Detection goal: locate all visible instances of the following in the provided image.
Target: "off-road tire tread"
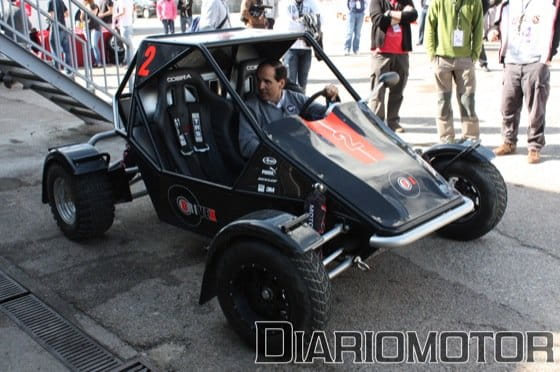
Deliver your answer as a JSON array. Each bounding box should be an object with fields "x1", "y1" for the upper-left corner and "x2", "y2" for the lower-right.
[
  {"x1": 48, "y1": 164, "x2": 114, "y2": 240},
  {"x1": 437, "y1": 161, "x2": 507, "y2": 240},
  {"x1": 291, "y1": 252, "x2": 331, "y2": 328}
]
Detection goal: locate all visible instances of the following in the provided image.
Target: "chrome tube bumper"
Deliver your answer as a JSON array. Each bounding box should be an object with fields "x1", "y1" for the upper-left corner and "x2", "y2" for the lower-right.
[{"x1": 369, "y1": 197, "x2": 475, "y2": 248}]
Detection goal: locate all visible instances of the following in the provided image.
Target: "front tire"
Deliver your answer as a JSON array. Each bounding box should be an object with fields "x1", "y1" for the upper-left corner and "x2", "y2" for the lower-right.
[
  {"x1": 46, "y1": 164, "x2": 114, "y2": 240},
  {"x1": 434, "y1": 160, "x2": 507, "y2": 241},
  {"x1": 142, "y1": 8, "x2": 150, "y2": 18},
  {"x1": 215, "y1": 240, "x2": 331, "y2": 350}
]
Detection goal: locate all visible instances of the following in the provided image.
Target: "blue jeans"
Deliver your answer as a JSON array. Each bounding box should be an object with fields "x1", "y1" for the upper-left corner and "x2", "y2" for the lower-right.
[
  {"x1": 122, "y1": 25, "x2": 133, "y2": 64},
  {"x1": 284, "y1": 48, "x2": 312, "y2": 92},
  {"x1": 417, "y1": 6, "x2": 428, "y2": 44},
  {"x1": 162, "y1": 19, "x2": 175, "y2": 34},
  {"x1": 180, "y1": 15, "x2": 192, "y2": 32},
  {"x1": 50, "y1": 26, "x2": 72, "y2": 71},
  {"x1": 344, "y1": 11, "x2": 365, "y2": 53},
  {"x1": 90, "y1": 29, "x2": 102, "y2": 65}
]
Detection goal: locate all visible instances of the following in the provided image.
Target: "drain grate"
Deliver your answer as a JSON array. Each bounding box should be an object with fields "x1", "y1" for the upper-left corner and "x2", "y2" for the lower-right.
[
  {"x1": 0, "y1": 294, "x2": 123, "y2": 371},
  {"x1": 0, "y1": 270, "x2": 29, "y2": 303},
  {"x1": 111, "y1": 357, "x2": 157, "y2": 372}
]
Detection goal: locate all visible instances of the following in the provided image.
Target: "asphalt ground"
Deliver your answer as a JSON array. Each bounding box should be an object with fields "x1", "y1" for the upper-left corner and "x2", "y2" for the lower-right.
[{"x1": 1, "y1": 3, "x2": 560, "y2": 371}]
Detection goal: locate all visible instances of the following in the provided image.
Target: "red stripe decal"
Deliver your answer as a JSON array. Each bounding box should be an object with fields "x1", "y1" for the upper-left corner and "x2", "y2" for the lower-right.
[{"x1": 302, "y1": 112, "x2": 385, "y2": 164}]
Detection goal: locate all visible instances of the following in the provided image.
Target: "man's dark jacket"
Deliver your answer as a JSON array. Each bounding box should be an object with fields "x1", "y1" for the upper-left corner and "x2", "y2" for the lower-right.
[{"x1": 369, "y1": 0, "x2": 417, "y2": 51}]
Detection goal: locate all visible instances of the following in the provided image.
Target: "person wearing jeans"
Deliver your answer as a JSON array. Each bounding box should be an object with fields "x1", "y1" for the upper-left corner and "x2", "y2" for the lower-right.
[
  {"x1": 157, "y1": 0, "x2": 177, "y2": 34},
  {"x1": 416, "y1": 0, "x2": 429, "y2": 45},
  {"x1": 177, "y1": 0, "x2": 192, "y2": 32},
  {"x1": 114, "y1": 0, "x2": 134, "y2": 64},
  {"x1": 279, "y1": 0, "x2": 320, "y2": 92},
  {"x1": 81, "y1": 0, "x2": 102, "y2": 66},
  {"x1": 283, "y1": 48, "x2": 311, "y2": 90},
  {"x1": 344, "y1": 0, "x2": 366, "y2": 55},
  {"x1": 48, "y1": 0, "x2": 73, "y2": 73}
]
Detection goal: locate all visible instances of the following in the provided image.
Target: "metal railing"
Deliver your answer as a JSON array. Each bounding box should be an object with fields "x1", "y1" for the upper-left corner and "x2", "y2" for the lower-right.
[{"x1": 1, "y1": 0, "x2": 131, "y2": 102}]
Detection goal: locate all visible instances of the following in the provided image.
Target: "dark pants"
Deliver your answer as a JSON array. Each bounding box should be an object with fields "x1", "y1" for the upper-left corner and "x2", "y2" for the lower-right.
[
  {"x1": 479, "y1": 44, "x2": 487, "y2": 67},
  {"x1": 162, "y1": 19, "x2": 175, "y2": 34},
  {"x1": 501, "y1": 62, "x2": 549, "y2": 150},
  {"x1": 50, "y1": 26, "x2": 72, "y2": 72},
  {"x1": 368, "y1": 53, "x2": 409, "y2": 129},
  {"x1": 284, "y1": 48, "x2": 312, "y2": 92}
]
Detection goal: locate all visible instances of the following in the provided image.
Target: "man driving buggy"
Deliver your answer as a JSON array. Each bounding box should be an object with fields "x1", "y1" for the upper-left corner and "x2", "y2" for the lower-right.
[{"x1": 238, "y1": 59, "x2": 339, "y2": 158}]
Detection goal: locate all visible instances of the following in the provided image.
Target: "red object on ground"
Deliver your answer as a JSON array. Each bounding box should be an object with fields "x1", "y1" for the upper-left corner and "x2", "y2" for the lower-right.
[{"x1": 33, "y1": 28, "x2": 112, "y2": 67}]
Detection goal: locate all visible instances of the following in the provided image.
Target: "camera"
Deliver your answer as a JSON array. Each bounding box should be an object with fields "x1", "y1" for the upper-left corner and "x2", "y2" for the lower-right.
[{"x1": 249, "y1": 4, "x2": 271, "y2": 18}]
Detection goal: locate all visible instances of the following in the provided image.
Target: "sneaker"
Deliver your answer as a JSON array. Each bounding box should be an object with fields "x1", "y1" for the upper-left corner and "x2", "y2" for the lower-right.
[
  {"x1": 527, "y1": 150, "x2": 541, "y2": 164},
  {"x1": 481, "y1": 64, "x2": 490, "y2": 72},
  {"x1": 344, "y1": 49, "x2": 350, "y2": 56},
  {"x1": 493, "y1": 143, "x2": 517, "y2": 156},
  {"x1": 390, "y1": 124, "x2": 405, "y2": 133}
]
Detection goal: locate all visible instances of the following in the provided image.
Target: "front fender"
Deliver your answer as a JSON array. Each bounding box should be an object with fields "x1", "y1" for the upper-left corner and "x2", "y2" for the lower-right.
[
  {"x1": 41, "y1": 144, "x2": 109, "y2": 203},
  {"x1": 199, "y1": 209, "x2": 323, "y2": 305},
  {"x1": 422, "y1": 141, "x2": 494, "y2": 167}
]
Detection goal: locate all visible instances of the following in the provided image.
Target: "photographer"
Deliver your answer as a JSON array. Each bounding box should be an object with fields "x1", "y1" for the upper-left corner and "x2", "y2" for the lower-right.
[
  {"x1": 240, "y1": 0, "x2": 267, "y2": 28},
  {"x1": 277, "y1": 0, "x2": 321, "y2": 92}
]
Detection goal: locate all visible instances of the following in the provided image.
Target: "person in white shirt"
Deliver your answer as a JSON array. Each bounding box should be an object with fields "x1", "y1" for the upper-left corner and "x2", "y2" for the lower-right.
[
  {"x1": 277, "y1": 0, "x2": 320, "y2": 92},
  {"x1": 113, "y1": 0, "x2": 134, "y2": 64},
  {"x1": 199, "y1": 0, "x2": 231, "y2": 30},
  {"x1": 490, "y1": 0, "x2": 560, "y2": 164}
]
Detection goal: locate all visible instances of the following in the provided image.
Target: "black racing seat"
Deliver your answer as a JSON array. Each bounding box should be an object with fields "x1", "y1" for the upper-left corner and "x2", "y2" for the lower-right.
[
  {"x1": 149, "y1": 70, "x2": 244, "y2": 185},
  {"x1": 186, "y1": 73, "x2": 245, "y2": 176}
]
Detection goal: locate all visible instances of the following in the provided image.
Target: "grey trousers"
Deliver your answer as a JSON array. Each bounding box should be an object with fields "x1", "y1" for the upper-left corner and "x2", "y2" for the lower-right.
[
  {"x1": 501, "y1": 62, "x2": 549, "y2": 151},
  {"x1": 368, "y1": 53, "x2": 409, "y2": 129},
  {"x1": 433, "y1": 56, "x2": 480, "y2": 142}
]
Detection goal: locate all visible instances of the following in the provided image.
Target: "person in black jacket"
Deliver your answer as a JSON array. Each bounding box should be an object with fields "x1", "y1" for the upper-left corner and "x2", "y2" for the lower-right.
[
  {"x1": 368, "y1": 0, "x2": 417, "y2": 133},
  {"x1": 177, "y1": 0, "x2": 192, "y2": 32}
]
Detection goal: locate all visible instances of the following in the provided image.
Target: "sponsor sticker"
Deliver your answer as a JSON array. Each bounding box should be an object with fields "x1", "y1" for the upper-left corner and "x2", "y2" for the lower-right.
[
  {"x1": 168, "y1": 185, "x2": 217, "y2": 226},
  {"x1": 262, "y1": 156, "x2": 277, "y2": 166},
  {"x1": 389, "y1": 172, "x2": 421, "y2": 197}
]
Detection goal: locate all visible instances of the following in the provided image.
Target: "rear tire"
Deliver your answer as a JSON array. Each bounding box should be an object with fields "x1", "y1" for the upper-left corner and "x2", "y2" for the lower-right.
[
  {"x1": 434, "y1": 160, "x2": 507, "y2": 241},
  {"x1": 215, "y1": 240, "x2": 331, "y2": 351},
  {"x1": 46, "y1": 164, "x2": 114, "y2": 240},
  {"x1": 143, "y1": 8, "x2": 150, "y2": 18}
]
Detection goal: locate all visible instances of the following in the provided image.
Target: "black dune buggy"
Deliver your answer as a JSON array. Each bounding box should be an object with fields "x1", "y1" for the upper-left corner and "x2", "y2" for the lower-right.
[{"x1": 41, "y1": 29, "x2": 507, "y2": 347}]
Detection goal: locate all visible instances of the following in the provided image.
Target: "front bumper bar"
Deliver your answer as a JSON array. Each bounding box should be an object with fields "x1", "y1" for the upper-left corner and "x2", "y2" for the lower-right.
[{"x1": 369, "y1": 196, "x2": 475, "y2": 248}]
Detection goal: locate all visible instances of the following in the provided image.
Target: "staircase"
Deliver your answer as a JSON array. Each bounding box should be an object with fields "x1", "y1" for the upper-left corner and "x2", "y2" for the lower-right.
[{"x1": 0, "y1": 0, "x2": 131, "y2": 124}]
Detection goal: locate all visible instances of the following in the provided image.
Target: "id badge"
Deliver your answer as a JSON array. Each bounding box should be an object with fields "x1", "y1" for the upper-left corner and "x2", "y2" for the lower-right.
[
  {"x1": 453, "y1": 29, "x2": 464, "y2": 47},
  {"x1": 392, "y1": 24, "x2": 401, "y2": 32}
]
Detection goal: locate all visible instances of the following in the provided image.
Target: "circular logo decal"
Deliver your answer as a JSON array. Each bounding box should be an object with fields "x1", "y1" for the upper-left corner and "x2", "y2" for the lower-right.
[
  {"x1": 397, "y1": 176, "x2": 413, "y2": 191},
  {"x1": 262, "y1": 156, "x2": 277, "y2": 166},
  {"x1": 389, "y1": 172, "x2": 421, "y2": 198},
  {"x1": 286, "y1": 104, "x2": 296, "y2": 114},
  {"x1": 168, "y1": 185, "x2": 202, "y2": 227}
]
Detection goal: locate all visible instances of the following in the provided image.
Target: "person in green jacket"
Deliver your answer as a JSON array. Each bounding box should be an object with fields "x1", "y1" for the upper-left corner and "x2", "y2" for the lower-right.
[{"x1": 425, "y1": 0, "x2": 483, "y2": 143}]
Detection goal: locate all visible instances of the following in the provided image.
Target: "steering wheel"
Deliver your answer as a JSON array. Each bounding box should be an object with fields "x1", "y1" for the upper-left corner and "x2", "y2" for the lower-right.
[{"x1": 300, "y1": 88, "x2": 340, "y2": 120}]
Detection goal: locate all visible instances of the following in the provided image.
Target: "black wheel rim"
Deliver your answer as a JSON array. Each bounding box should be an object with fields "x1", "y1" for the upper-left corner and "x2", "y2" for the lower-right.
[
  {"x1": 229, "y1": 263, "x2": 291, "y2": 325},
  {"x1": 449, "y1": 175, "x2": 481, "y2": 221}
]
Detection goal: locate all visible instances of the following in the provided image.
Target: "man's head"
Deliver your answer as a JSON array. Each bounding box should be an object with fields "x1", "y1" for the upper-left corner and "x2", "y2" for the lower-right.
[{"x1": 256, "y1": 59, "x2": 287, "y2": 103}]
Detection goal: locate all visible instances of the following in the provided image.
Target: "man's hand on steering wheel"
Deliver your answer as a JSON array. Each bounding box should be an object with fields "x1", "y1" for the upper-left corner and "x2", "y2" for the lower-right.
[
  {"x1": 300, "y1": 84, "x2": 341, "y2": 119},
  {"x1": 323, "y1": 84, "x2": 340, "y2": 104}
]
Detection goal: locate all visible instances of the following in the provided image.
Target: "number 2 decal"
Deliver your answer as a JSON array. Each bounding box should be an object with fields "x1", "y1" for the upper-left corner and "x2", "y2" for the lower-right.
[{"x1": 138, "y1": 45, "x2": 156, "y2": 77}]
